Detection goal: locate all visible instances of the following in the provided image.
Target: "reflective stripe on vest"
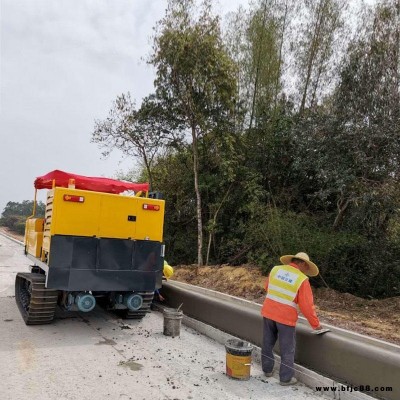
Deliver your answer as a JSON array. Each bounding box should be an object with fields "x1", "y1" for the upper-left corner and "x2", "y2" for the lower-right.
[{"x1": 266, "y1": 265, "x2": 308, "y2": 308}]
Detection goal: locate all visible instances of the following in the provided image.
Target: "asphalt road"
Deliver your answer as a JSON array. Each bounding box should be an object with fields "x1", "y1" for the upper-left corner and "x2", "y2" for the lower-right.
[{"x1": 0, "y1": 233, "x2": 330, "y2": 400}]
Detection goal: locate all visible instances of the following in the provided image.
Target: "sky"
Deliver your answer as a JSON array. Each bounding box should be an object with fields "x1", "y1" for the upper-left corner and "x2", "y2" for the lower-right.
[{"x1": 0, "y1": 0, "x2": 248, "y2": 213}]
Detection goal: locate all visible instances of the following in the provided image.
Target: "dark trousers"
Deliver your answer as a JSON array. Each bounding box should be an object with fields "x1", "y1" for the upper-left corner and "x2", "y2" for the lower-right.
[{"x1": 261, "y1": 317, "x2": 296, "y2": 382}]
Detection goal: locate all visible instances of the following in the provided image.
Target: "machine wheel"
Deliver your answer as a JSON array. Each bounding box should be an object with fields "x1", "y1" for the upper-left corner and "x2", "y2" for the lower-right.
[
  {"x1": 117, "y1": 291, "x2": 154, "y2": 320},
  {"x1": 15, "y1": 273, "x2": 59, "y2": 325}
]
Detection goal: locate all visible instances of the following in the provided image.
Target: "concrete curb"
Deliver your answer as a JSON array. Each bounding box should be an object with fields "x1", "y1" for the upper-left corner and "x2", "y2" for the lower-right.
[
  {"x1": 0, "y1": 231, "x2": 24, "y2": 246},
  {"x1": 162, "y1": 281, "x2": 398, "y2": 400}
]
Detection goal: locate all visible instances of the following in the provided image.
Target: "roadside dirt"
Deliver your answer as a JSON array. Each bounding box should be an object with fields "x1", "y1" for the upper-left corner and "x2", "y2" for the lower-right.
[
  {"x1": 2, "y1": 227, "x2": 398, "y2": 346},
  {"x1": 171, "y1": 265, "x2": 400, "y2": 346},
  {"x1": 0, "y1": 227, "x2": 24, "y2": 242}
]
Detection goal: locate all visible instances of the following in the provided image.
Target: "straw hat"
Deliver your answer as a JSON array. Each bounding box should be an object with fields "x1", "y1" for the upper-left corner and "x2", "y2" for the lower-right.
[{"x1": 280, "y1": 252, "x2": 319, "y2": 277}]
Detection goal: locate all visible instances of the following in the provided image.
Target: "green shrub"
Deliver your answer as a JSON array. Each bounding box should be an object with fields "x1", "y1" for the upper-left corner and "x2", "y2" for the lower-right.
[
  {"x1": 14, "y1": 219, "x2": 27, "y2": 235},
  {"x1": 242, "y1": 205, "x2": 400, "y2": 298},
  {"x1": 0, "y1": 215, "x2": 19, "y2": 229},
  {"x1": 1, "y1": 200, "x2": 45, "y2": 237},
  {"x1": 243, "y1": 205, "x2": 361, "y2": 274},
  {"x1": 0, "y1": 215, "x2": 26, "y2": 235},
  {"x1": 324, "y1": 240, "x2": 400, "y2": 298}
]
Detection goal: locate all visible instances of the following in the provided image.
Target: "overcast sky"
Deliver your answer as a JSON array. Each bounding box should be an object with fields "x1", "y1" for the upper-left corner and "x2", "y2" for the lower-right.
[{"x1": 0, "y1": 0, "x2": 247, "y2": 212}]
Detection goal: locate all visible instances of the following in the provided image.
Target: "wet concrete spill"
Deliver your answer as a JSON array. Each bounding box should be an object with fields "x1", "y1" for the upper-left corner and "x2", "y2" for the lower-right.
[
  {"x1": 96, "y1": 338, "x2": 117, "y2": 346},
  {"x1": 119, "y1": 360, "x2": 143, "y2": 371}
]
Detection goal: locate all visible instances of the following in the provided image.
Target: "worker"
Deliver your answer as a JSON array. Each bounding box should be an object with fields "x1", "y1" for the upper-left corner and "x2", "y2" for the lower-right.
[
  {"x1": 154, "y1": 260, "x2": 174, "y2": 302},
  {"x1": 163, "y1": 260, "x2": 174, "y2": 280},
  {"x1": 261, "y1": 252, "x2": 322, "y2": 386}
]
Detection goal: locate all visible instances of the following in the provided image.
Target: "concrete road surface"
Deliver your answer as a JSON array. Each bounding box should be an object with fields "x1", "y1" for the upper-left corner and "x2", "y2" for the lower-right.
[{"x1": 0, "y1": 233, "x2": 330, "y2": 400}]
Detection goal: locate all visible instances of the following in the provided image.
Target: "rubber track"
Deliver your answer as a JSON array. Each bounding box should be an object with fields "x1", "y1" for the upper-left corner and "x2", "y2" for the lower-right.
[
  {"x1": 15, "y1": 273, "x2": 59, "y2": 325},
  {"x1": 118, "y1": 291, "x2": 154, "y2": 320}
]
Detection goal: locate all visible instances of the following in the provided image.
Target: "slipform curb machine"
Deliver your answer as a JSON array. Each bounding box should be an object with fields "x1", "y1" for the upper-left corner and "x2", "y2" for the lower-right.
[{"x1": 16, "y1": 170, "x2": 165, "y2": 325}]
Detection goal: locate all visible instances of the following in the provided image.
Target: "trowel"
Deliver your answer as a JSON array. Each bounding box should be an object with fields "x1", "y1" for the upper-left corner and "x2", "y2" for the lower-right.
[{"x1": 311, "y1": 328, "x2": 331, "y2": 335}]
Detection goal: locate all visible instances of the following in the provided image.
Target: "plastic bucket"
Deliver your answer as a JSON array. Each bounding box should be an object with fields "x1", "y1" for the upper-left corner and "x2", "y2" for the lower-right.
[
  {"x1": 163, "y1": 309, "x2": 183, "y2": 337},
  {"x1": 225, "y1": 339, "x2": 253, "y2": 380}
]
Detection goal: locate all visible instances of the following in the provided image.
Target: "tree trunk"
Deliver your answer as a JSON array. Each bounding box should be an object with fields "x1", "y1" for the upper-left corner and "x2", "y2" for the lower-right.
[
  {"x1": 192, "y1": 125, "x2": 203, "y2": 268},
  {"x1": 249, "y1": 0, "x2": 268, "y2": 130},
  {"x1": 333, "y1": 195, "x2": 351, "y2": 230},
  {"x1": 205, "y1": 183, "x2": 233, "y2": 266},
  {"x1": 274, "y1": 1, "x2": 288, "y2": 108},
  {"x1": 143, "y1": 152, "x2": 153, "y2": 192},
  {"x1": 299, "y1": 0, "x2": 325, "y2": 115}
]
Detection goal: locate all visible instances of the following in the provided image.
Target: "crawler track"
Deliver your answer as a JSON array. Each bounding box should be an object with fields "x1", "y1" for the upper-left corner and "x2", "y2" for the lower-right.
[{"x1": 15, "y1": 273, "x2": 59, "y2": 325}]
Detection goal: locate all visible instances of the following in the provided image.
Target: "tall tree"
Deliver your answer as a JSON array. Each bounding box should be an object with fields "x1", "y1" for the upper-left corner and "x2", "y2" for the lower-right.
[
  {"x1": 295, "y1": 0, "x2": 347, "y2": 114},
  {"x1": 246, "y1": 0, "x2": 281, "y2": 129},
  {"x1": 223, "y1": 5, "x2": 248, "y2": 133},
  {"x1": 1, "y1": 200, "x2": 45, "y2": 219},
  {"x1": 1, "y1": 200, "x2": 46, "y2": 234},
  {"x1": 223, "y1": 0, "x2": 298, "y2": 206},
  {"x1": 333, "y1": 0, "x2": 400, "y2": 233},
  {"x1": 92, "y1": 93, "x2": 179, "y2": 191},
  {"x1": 225, "y1": 0, "x2": 295, "y2": 129},
  {"x1": 150, "y1": 0, "x2": 237, "y2": 266},
  {"x1": 291, "y1": 0, "x2": 400, "y2": 233}
]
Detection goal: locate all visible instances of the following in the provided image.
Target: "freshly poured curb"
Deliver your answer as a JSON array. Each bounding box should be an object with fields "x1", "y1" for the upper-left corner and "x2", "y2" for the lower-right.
[{"x1": 163, "y1": 280, "x2": 399, "y2": 400}]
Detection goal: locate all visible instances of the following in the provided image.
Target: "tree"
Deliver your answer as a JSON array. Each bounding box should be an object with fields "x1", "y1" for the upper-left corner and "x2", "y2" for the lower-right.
[
  {"x1": 291, "y1": 0, "x2": 400, "y2": 234},
  {"x1": 295, "y1": 0, "x2": 347, "y2": 114},
  {"x1": 246, "y1": 0, "x2": 285, "y2": 129},
  {"x1": 92, "y1": 93, "x2": 179, "y2": 190},
  {"x1": 1, "y1": 200, "x2": 45, "y2": 219},
  {"x1": 223, "y1": 0, "x2": 298, "y2": 214},
  {"x1": 154, "y1": 151, "x2": 196, "y2": 263},
  {"x1": 150, "y1": 0, "x2": 238, "y2": 265},
  {"x1": 225, "y1": 0, "x2": 296, "y2": 129},
  {"x1": 333, "y1": 0, "x2": 400, "y2": 233},
  {"x1": 0, "y1": 200, "x2": 46, "y2": 234}
]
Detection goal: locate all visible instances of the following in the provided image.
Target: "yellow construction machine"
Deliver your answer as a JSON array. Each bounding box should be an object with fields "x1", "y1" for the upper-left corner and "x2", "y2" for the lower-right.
[{"x1": 15, "y1": 170, "x2": 165, "y2": 325}]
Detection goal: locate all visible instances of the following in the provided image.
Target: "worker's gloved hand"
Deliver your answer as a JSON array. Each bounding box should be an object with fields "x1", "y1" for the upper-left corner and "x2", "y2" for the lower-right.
[{"x1": 158, "y1": 294, "x2": 165, "y2": 302}]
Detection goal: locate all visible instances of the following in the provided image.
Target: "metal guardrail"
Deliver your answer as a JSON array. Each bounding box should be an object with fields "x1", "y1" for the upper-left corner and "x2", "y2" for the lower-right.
[{"x1": 163, "y1": 280, "x2": 400, "y2": 400}]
